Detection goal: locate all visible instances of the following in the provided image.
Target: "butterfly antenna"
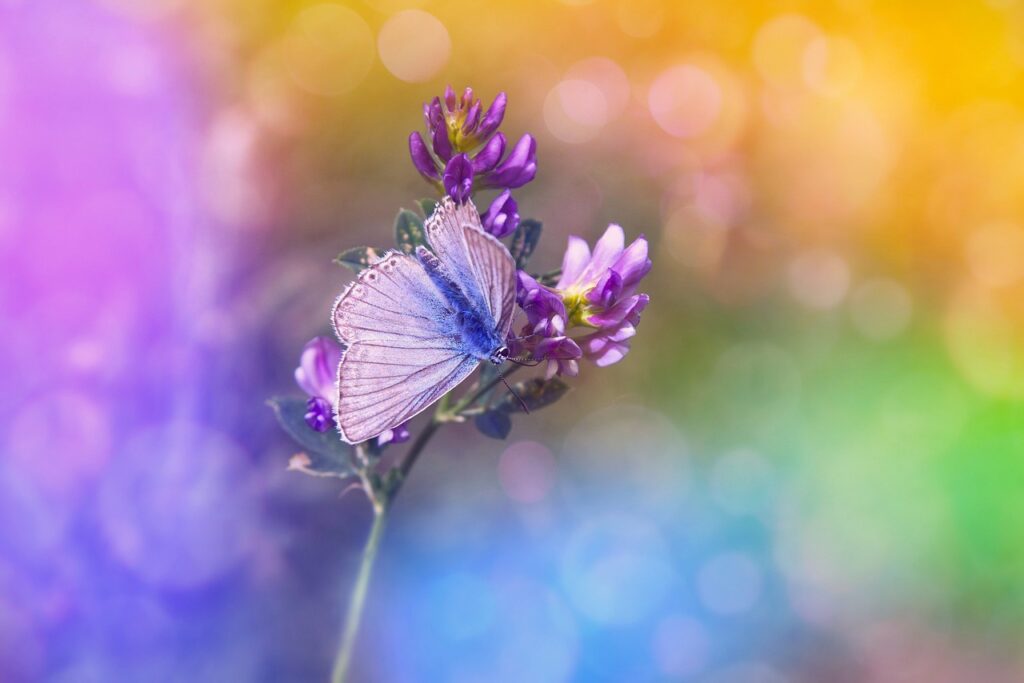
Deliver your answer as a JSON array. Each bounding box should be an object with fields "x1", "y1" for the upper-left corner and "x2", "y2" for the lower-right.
[
  {"x1": 501, "y1": 373, "x2": 530, "y2": 414},
  {"x1": 508, "y1": 355, "x2": 542, "y2": 367}
]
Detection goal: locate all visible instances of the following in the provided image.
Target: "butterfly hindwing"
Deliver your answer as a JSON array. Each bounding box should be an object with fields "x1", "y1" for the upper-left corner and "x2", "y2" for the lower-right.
[
  {"x1": 425, "y1": 197, "x2": 518, "y2": 339},
  {"x1": 331, "y1": 251, "x2": 479, "y2": 443}
]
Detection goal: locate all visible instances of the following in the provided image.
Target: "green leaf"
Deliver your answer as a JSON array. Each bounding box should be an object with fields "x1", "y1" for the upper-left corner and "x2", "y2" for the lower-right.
[
  {"x1": 475, "y1": 410, "x2": 512, "y2": 439},
  {"x1": 498, "y1": 377, "x2": 570, "y2": 414},
  {"x1": 267, "y1": 397, "x2": 356, "y2": 478},
  {"x1": 334, "y1": 246, "x2": 384, "y2": 273},
  {"x1": 395, "y1": 209, "x2": 428, "y2": 254},
  {"x1": 510, "y1": 218, "x2": 542, "y2": 269},
  {"x1": 536, "y1": 268, "x2": 562, "y2": 287},
  {"x1": 418, "y1": 197, "x2": 439, "y2": 218}
]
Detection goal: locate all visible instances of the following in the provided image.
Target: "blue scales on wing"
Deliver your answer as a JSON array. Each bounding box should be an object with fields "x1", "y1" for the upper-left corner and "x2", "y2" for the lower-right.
[{"x1": 424, "y1": 197, "x2": 517, "y2": 342}]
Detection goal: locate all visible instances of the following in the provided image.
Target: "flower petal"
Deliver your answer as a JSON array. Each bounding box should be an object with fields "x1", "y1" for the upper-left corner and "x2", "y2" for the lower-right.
[
  {"x1": 481, "y1": 134, "x2": 537, "y2": 189},
  {"x1": 295, "y1": 336, "x2": 342, "y2": 400},
  {"x1": 472, "y1": 132, "x2": 505, "y2": 173},
  {"x1": 304, "y1": 397, "x2": 334, "y2": 432},
  {"x1": 408, "y1": 131, "x2": 440, "y2": 180},
  {"x1": 586, "y1": 293, "x2": 640, "y2": 327},
  {"x1": 578, "y1": 224, "x2": 624, "y2": 286},
  {"x1": 476, "y1": 91, "x2": 507, "y2": 140},
  {"x1": 442, "y1": 154, "x2": 474, "y2": 203},
  {"x1": 462, "y1": 100, "x2": 481, "y2": 135},
  {"x1": 585, "y1": 269, "x2": 623, "y2": 309},
  {"x1": 556, "y1": 235, "x2": 591, "y2": 289},
  {"x1": 612, "y1": 235, "x2": 652, "y2": 292},
  {"x1": 481, "y1": 189, "x2": 519, "y2": 238}
]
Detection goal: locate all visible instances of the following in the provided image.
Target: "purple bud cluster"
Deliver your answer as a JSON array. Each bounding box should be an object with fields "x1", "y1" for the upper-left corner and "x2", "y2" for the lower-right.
[{"x1": 408, "y1": 86, "x2": 536, "y2": 238}]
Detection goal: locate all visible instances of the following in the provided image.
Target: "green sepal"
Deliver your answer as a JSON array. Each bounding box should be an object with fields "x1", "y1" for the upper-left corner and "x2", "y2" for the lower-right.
[
  {"x1": 475, "y1": 410, "x2": 512, "y2": 439},
  {"x1": 395, "y1": 208, "x2": 428, "y2": 254},
  {"x1": 418, "y1": 197, "x2": 439, "y2": 219},
  {"x1": 334, "y1": 246, "x2": 384, "y2": 273},
  {"x1": 510, "y1": 218, "x2": 542, "y2": 269},
  {"x1": 268, "y1": 397, "x2": 356, "y2": 478},
  {"x1": 497, "y1": 377, "x2": 569, "y2": 413}
]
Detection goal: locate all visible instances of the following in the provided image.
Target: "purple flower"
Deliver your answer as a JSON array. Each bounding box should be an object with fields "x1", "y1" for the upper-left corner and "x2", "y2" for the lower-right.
[
  {"x1": 295, "y1": 336, "x2": 411, "y2": 445},
  {"x1": 408, "y1": 86, "x2": 537, "y2": 201},
  {"x1": 376, "y1": 423, "x2": 411, "y2": 447},
  {"x1": 553, "y1": 225, "x2": 652, "y2": 367},
  {"x1": 443, "y1": 154, "x2": 474, "y2": 203},
  {"x1": 304, "y1": 397, "x2": 334, "y2": 433},
  {"x1": 477, "y1": 134, "x2": 537, "y2": 190},
  {"x1": 408, "y1": 132, "x2": 440, "y2": 182},
  {"x1": 481, "y1": 189, "x2": 519, "y2": 238},
  {"x1": 295, "y1": 336, "x2": 342, "y2": 405},
  {"x1": 509, "y1": 272, "x2": 582, "y2": 378},
  {"x1": 577, "y1": 294, "x2": 649, "y2": 367}
]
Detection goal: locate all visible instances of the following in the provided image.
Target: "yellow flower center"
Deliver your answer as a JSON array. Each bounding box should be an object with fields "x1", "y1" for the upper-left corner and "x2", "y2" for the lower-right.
[{"x1": 562, "y1": 287, "x2": 598, "y2": 328}]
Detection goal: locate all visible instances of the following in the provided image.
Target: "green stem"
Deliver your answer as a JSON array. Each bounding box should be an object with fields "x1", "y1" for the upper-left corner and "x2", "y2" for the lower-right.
[
  {"x1": 331, "y1": 505, "x2": 388, "y2": 683},
  {"x1": 449, "y1": 364, "x2": 522, "y2": 416},
  {"x1": 398, "y1": 417, "x2": 442, "y2": 481},
  {"x1": 329, "y1": 375, "x2": 516, "y2": 681}
]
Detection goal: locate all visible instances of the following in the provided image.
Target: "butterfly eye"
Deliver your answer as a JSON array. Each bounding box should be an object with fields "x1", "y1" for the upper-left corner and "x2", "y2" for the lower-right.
[{"x1": 489, "y1": 345, "x2": 510, "y2": 365}]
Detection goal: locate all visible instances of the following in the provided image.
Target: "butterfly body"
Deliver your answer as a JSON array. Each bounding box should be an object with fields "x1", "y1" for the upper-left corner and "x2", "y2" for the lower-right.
[
  {"x1": 331, "y1": 198, "x2": 517, "y2": 444},
  {"x1": 415, "y1": 245, "x2": 505, "y2": 362}
]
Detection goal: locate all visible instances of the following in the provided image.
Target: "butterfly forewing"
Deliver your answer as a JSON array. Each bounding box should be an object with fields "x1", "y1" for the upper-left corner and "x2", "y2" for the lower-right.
[
  {"x1": 331, "y1": 251, "x2": 478, "y2": 443},
  {"x1": 425, "y1": 198, "x2": 517, "y2": 338}
]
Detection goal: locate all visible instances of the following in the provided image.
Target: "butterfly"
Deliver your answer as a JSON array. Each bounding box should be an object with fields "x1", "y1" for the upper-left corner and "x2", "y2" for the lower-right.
[{"x1": 331, "y1": 197, "x2": 517, "y2": 444}]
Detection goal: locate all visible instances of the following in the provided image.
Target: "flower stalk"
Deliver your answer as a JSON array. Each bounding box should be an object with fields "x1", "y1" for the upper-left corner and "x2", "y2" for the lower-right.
[
  {"x1": 328, "y1": 373, "x2": 515, "y2": 683},
  {"x1": 274, "y1": 84, "x2": 652, "y2": 683},
  {"x1": 330, "y1": 502, "x2": 386, "y2": 683}
]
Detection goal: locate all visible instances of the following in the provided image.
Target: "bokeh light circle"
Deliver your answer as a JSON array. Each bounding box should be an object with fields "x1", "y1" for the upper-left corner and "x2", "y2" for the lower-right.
[
  {"x1": 430, "y1": 572, "x2": 496, "y2": 642},
  {"x1": 544, "y1": 79, "x2": 609, "y2": 144},
  {"x1": 753, "y1": 14, "x2": 822, "y2": 89},
  {"x1": 6, "y1": 391, "x2": 112, "y2": 497},
  {"x1": 377, "y1": 10, "x2": 451, "y2": 83},
  {"x1": 648, "y1": 65, "x2": 722, "y2": 138},
  {"x1": 709, "y1": 448, "x2": 774, "y2": 517},
  {"x1": 560, "y1": 515, "x2": 674, "y2": 625},
  {"x1": 803, "y1": 35, "x2": 863, "y2": 96},
  {"x1": 284, "y1": 4, "x2": 375, "y2": 97},
  {"x1": 787, "y1": 248, "x2": 851, "y2": 310},
  {"x1": 498, "y1": 440, "x2": 557, "y2": 504},
  {"x1": 652, "y1": 615, "x2": 711, "y2": 677},
  {"x1": 945, "y1": 281, "x2": 1024, "y2": 398},
  {"x1": 965, "y1": 220, "x2": 1024, "y2": 288},
  {"x1": 565, "y1": 57, "x2": 631, "y2": 120},
  {"x1": 696, "y1": 552, "x2": 763, "y2": 615},
  {"x1": 849, "y1": 278, "x2": 913, "y2": 341},
  {"x1": 562, "y1": 404, "x2": 688, "y2": 514}
]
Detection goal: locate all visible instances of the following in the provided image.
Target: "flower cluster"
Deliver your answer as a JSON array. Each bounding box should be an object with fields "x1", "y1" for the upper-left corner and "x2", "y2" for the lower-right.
[
  {"x1": 284, "y1": 84, "x2": 650, "y2": 456},
  {"x1": 409, "y1": 86, "x2": 536, "y2": 238},
  {"x1": 294, "y1": 337, "x2": 409, "y2": 447},
  {"x1": 513, "y1": 225, "x2": 651, "y2": 375},
  {"x1": 276, "y1": 83, "x2": 654, "y2": 683}
]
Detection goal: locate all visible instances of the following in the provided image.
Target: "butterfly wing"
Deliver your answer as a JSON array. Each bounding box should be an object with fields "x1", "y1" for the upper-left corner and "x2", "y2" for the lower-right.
[
  {"x1": 424, "y1": 197, "x2": 518, "y2": 339},
  {"x1": 331, "y1": 250, "x2": 479, "y2": 443}
]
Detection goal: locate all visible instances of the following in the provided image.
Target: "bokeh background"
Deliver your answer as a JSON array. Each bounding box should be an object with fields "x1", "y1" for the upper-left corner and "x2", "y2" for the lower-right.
[{"x1": 3, "y1": 0, "x2": 1024, "y2": 681}]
